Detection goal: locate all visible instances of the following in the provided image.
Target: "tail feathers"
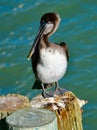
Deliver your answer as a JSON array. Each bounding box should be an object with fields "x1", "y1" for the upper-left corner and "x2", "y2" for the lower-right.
[{"x1": 32, "y1": 80, "x2": 42, "y2": 89}]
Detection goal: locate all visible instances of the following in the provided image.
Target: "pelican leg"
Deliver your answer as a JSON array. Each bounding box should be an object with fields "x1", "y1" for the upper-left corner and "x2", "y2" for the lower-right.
[
  {"x1": 41, "y1": 83, "x2": 54, "y2": 98},
  {"x1": 54, "y1": 81, "x2": 67, "y2": 95}
]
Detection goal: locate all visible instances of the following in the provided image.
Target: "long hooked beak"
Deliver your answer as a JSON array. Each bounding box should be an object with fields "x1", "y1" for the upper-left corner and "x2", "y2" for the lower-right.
[{"x1": 27, "y1": 23, "x2": 46, "y2": 60}]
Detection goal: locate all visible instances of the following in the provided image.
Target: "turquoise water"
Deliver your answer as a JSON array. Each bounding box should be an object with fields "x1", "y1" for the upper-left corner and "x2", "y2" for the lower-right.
[{"x1": 0, "y1": 0, "x2": 97, "y2": 129}]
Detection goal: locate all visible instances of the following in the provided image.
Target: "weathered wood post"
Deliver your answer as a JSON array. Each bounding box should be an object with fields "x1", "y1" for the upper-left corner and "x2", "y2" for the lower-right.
[
  {"x1": 0, "y1": 94, "x2": 31, "y2": 120},
  {"x1": 0, "y1": 94, "x2": 31, "y2": 130},
  {"x1": 30, "y1": 91, "x2": 87, "y2": 130},
  {"x1": 0, "y1": 92, "x2": 87, "y2": 130},
  {"x1": 6, "y1": 108, "x2": 58, "y2": 130}
]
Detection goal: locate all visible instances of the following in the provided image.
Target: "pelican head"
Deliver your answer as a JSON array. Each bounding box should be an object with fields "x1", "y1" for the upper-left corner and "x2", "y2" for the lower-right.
[{"x1": 27, "y1": 12, "x2": 61, "y2": 60}]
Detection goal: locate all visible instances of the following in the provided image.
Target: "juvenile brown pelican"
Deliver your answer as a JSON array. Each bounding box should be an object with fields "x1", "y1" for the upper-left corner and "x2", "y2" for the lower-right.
[{"x1": 27, "y1": 12, "x2": 69, "y2": 98}]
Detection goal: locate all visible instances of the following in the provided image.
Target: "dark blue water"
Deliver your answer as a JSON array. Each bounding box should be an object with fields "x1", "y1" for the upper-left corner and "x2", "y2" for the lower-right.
[{"x1": 0, "y1": 0, "x2": 97, "y2": 129}]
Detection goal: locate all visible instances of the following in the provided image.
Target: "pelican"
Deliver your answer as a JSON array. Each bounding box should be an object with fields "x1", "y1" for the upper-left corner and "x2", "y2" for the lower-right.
[{"x1": 27, "y1": 12, "x2": 69, "y2": 98}]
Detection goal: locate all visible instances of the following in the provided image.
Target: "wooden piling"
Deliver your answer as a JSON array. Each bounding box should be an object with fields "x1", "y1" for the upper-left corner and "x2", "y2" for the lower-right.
[
  {"x1": 30, "y1": 91, "x2": 87, "y2": 130},
  {"x1": 0, "y1": 94, "x2": 31, "y2": 120},
  {"x1": 0, "y1": 92, "x2": 87, "y2": 130},
  {"x1": 6, "y1": 108, "x2": 58, "y2": 130}
]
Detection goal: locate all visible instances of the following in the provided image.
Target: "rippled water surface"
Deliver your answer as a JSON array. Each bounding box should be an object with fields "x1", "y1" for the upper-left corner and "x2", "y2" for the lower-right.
[{"x1": 0, "y1": 0, "x2": 97, "y2": 129}]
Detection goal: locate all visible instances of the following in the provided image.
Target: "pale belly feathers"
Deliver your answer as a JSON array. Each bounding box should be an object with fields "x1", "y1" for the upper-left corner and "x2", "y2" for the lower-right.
[{"x1": 37, "y1": 47, "x2": 67, "y2": 83}]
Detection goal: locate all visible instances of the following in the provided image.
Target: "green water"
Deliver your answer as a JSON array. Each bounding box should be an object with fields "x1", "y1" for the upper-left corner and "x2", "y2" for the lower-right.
[{"x1": 0, "y1": 0, "x2": 97, "y2": 129}]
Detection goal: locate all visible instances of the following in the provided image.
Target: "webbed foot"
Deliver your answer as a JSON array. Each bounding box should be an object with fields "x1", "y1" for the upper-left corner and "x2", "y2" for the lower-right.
[
  {"x1": 41, "y1": 82, "x2": 68, "y2": 98},
  {"x1": 41, "y1": 83, "x2": 54, "y2": 98},
  {"x1": 54, "y1": 87, "x2": 68, "y2": 96},
  {"x1": 54, "y1": 81, "x2": 68, "y2": 96},
  {"x1": 42, "y1": 91, "x2": 54, "y2": 98}
]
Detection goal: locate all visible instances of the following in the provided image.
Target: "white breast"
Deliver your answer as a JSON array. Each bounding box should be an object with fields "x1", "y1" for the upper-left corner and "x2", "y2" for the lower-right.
[{"x1": 37, "y1": 47, "x2": 67, "y2": 83}]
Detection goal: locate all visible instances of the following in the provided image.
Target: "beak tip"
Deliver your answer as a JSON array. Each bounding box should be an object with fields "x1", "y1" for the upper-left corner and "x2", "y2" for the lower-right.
[{"x1": 27, "y1": 57, "x2": 30, "y2": 61}]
